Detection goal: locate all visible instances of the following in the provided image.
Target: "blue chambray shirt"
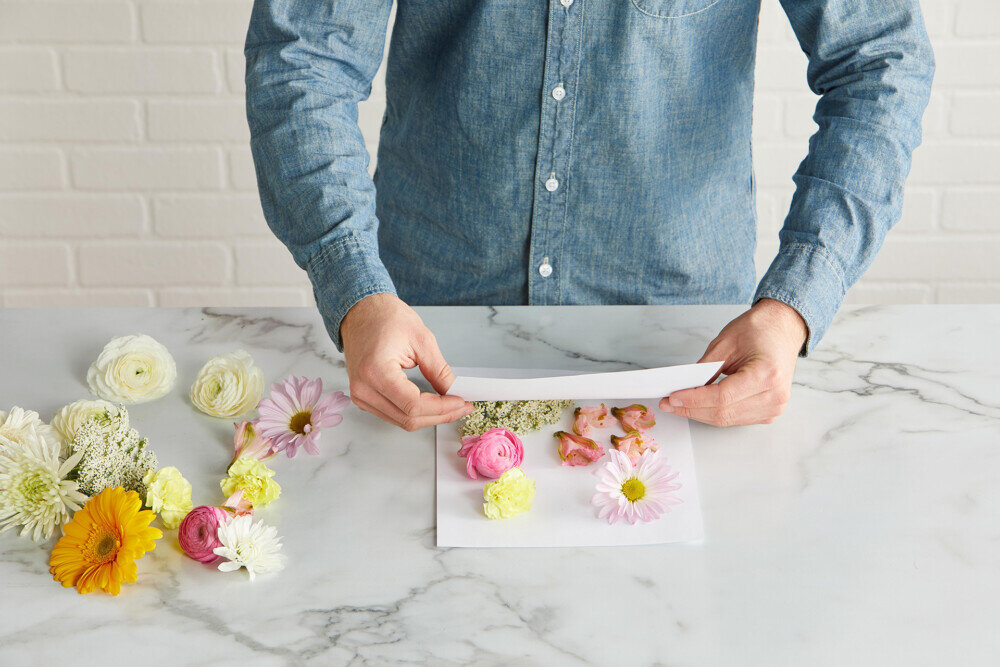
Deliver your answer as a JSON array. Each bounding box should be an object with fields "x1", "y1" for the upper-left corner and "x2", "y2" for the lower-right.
[{"x1": 244, "y1": 0, "x2": 933, "y2": 354}]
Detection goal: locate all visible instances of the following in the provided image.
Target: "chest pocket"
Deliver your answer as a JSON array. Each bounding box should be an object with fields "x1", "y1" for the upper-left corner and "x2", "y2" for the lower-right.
[{"x1": 630, "y1": 0, "x2": 723, "y2": 18}]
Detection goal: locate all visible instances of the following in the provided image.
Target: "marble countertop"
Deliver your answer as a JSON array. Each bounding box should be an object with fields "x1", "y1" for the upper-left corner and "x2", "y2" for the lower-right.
[{"x1": 1, "y1": 305, "x2": 998, "y2": 666}]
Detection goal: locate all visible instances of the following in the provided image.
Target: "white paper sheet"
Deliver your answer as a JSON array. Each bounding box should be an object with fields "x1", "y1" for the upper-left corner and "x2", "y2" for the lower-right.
[{"x1": 436, "y1": 366, "x2": 709, "y2": 548}]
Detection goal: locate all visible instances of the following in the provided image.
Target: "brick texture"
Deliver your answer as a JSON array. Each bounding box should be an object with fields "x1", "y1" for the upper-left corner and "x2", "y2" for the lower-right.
[{"x1": 0, "y1": 1, "x2": 998, "y2": 310}]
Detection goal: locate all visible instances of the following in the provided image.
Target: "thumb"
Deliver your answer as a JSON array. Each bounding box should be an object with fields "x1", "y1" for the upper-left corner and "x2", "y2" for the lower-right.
[{"x1": 413, "y1": 330, "x2": 455, "y2": 395}]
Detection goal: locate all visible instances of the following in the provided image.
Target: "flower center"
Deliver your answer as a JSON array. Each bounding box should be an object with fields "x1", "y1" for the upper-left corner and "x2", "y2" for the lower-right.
[
  {"x1": 17, "y1": 471, "x2": 49, "y2": 503},
  {"x1": 621, "y1": 478, "x2": 646, "y2": 503},
  {"x1": 84, "y1": 527, "x2": 121, "y2": 564},
  {"x1": 288, "y1": 410, "x2": 313, "y2": 435}
]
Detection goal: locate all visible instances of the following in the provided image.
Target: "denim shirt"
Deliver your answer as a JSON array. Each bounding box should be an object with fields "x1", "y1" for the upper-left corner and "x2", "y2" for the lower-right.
[{"x1": 245, "y1": 0, "x2": 933, "y2": 354}]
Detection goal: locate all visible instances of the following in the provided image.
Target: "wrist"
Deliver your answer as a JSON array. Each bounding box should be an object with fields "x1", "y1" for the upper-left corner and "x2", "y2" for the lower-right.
[
  {"x1": 340, "y1": 292, "x2": 396, "y2": 343},
  {"x1": 752, "y1": 298, "x2": 808, "y2": 349}
]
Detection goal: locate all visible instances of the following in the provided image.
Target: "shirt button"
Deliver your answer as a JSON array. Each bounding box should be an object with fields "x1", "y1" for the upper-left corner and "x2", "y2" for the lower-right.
[
  {"x1": 539, "y1": 261, "x2": 553, "y2": 277},
  {"x1": 545, "y1": 177, "x2": 559, "y2": 192},
  {"x1": 560, "y1": 0, "x2": 573, "y2": 7},
  {"x1": 552, "y1": 85, "x2": 566, "y2": 101}
]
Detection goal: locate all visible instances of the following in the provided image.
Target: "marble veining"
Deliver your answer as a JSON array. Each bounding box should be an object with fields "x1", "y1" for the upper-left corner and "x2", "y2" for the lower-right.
[{"x1": 1, "y1": 305, "x2": 998, "y2": 666}]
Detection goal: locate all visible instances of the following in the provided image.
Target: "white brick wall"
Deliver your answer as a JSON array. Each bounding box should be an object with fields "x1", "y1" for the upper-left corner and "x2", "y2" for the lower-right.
[{"x1": 0, "y1": 0, "x2": 997, "y2": 310}]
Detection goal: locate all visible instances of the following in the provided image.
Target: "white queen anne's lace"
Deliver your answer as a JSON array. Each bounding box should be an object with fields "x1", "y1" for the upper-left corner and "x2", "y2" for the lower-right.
[{"x1": 69, "y1": 405, "x2": 158, "y2": 496}]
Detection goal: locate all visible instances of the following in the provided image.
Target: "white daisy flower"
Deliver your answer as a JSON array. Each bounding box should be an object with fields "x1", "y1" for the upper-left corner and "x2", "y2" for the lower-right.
[
  {"x1": 213, "y1": 514, "x2": 285, "y2": 582},
  {"x1": 0, "y1": 426, "x2": 86, "y2": 542}
]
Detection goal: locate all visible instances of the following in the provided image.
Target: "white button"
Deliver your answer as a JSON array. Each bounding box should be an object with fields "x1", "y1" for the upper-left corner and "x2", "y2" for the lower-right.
[
  {"x1": 560, "y1": 0, "x2": 573, "y2": 7},
  {"x1": 545, "y1": 177, "x2": 559, "y2": 192},
  {"x1": 539, "y1": 261, "x2": 553, "y2": 277},
  {"x1": 552, "y1": 85, "x2": 566, "y2": 101}
]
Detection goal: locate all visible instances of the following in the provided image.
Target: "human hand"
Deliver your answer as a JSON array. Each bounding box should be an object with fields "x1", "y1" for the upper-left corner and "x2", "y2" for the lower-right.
[
  {"x1": 659, "y1": 298, "x2": 807, "y2": 427},
  {"x1": 341, "y1": 293, "x2": 474, "y2": 431}
]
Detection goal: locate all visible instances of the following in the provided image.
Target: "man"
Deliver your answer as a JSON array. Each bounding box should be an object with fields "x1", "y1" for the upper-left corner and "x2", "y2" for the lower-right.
[{"x1": 244, "y1": 0, "x2": 933, "y2": 431}]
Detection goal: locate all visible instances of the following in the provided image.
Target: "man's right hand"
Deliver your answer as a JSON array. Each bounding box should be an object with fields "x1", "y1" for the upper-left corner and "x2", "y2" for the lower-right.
[{"x1": 340, "y1": 292, "x2": 474, "y2": 431}]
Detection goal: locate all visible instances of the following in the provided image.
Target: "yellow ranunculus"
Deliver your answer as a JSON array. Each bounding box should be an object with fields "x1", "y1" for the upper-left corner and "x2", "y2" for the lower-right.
[
  {"x1": 482, "y1": 467, "x2": 535, "y2": 520},
  {"x1": 220, "y1": 457, "x2": 281, "y2": 509},
  {"x1": 143, "y1": 466, "x2": 194, "y2": 529}
]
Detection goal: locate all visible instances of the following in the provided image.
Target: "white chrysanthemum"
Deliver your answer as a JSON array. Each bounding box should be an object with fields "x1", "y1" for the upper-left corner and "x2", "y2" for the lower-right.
[
  {"x1": 0, "y1": 427, "x2": 86, "y2": 542},
  {"x1": 50, "y1": 399, "x2": 116, "y2": 443},
  {"x1": 213, "y1": 514, "x2": 285, "y2": 582},
  {"x1": 0, "y1": 406, "x2": 66, "y2": 456},
  {"x1": 189, "y1": 350, "x2": 265, "y2": 418},
  {"x1": 70, "y1": 405, "x2": 157, "y2": 496},
  {"x1": 87, "y1": 334, "x2": 177, "y2": 404}
]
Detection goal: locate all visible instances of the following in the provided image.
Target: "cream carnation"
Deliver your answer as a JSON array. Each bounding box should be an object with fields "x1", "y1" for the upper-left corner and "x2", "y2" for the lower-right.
[
  {"x1": 87, "y1": 334, "x2": 177, "y2": 404},
  {"x1": 50, "y1": 399, "x2": 116, "y2": 443},
  {"x1": 190, "y1": 350, "x2": 265, "y2": 418}
]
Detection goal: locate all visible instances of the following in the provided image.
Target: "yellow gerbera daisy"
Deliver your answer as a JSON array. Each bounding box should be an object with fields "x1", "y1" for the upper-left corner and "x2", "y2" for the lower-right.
[{"x1": 49, "y1": 486, "x2": 161, "y2": 595}]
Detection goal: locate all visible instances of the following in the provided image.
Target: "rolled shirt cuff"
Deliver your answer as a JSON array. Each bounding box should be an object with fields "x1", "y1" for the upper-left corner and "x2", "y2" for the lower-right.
[
  {"x1": 753, "y1": 242, "x2": 847, "y2": 356},
  {"x1": 305, "y1": 236, "x2": 397, "y2": 353}
]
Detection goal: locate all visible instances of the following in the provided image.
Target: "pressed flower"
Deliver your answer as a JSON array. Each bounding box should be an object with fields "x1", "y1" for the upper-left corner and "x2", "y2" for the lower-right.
[
  {"x1": 458, "y1": 427, "x2": 524, "y2": 480},
  {"x1": 220, "y1": 457, "x2": 281, "y2": 508},
  {"x1": 254, "y1": 376, "x2": 349, "y2": 457},
  {"x1": 190, "y1": 350, "x2": 265, "y2": 418},
  {"x1": 0, "y1": 428, "x2": 86, "y2": 542},
  {"x1": 49, "y1": 487, "x2": 161, "y2": 595},
  {"x1": 482, "y1": 467, "x2": 536, "y2": 520},
  {"x1": 554, "y1": 431, "x2": 605, "y2": 467},
  {"x1": 142, "y1": 466, "x2": 194, "y2": 529},
  {"x1": 0, "y1": 406, "x2": 66, "y2": 456},
  {"x1": 591, "y1": 450, "x2": 682, "y2": 525},
  {"x1": 611, "y1": 404, "x2": 656, "y2": 432},
  {"x1": 231, "y1": 420, "x2": 276, "y2": 466},
  {"x1": 86, "y1": 334, "x2": 177, "y2": 404},
  {"x1": 50, "y1": 399, "x2": 116, "y2": 445},
  {"x1": 460, "y1": 400, "x2": 572, "y2": 437},
  {"x1": 178, "y1": 505, "x2": 228, "y2": 564},
  {"x1": 572, "y1": 404, "x2": 613, "y2": 437},
  {"x1": 213, "y1": 514, "x2": 285, "y2": 582},
  {"x1": 610, "y1": 430, "x2": 659, "y2": 465}
]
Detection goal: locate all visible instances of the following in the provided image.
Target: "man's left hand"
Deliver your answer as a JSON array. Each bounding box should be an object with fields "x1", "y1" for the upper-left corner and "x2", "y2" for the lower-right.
[{"x1": 660, "y1": 298, "x2": 807, "y2": 427}]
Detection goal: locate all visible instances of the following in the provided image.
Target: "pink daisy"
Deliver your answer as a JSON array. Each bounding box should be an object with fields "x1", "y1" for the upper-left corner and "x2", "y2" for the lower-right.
[
  {"x1": 591, "y1": 449, "x2": 682, "y2": 525},
  {"x1": 253, "y1": 376, "x2": 349, "y2": 457}
]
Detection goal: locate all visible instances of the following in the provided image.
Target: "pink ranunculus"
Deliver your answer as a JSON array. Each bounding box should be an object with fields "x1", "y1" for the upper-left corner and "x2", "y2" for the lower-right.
[
  {"x1": 572, "y1": 404, "x2": 613, "y2": 437},
  {"x1": 612, "y1": 404, "x2": 656, "y2": 432},
  {"x1": 554, "y1": 431, "x2": 606, "y2": 466},
  {"x1": 611, "y1": 430, "x2": 659, "y2": 465},
  {"x1": 178, "y1": 505, "x2": 229, "y2": 564},
  {"x1": 231, "y1": 420, "x2": 277, "y2": 466},
  {"x1": 458, "y1": 427, "x2": 524, "y2": 480}
]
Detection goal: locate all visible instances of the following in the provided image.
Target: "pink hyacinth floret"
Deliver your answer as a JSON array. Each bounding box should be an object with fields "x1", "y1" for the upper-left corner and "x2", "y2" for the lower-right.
[
  {"x1": 232, "y1": 420, "x2": 277, "y2": 466},
  {"x1": 253, "y1": 376, "x2": 350, "y2": 457},
  {"x1": 555, "y1": 431, "x2": 605, "y2": 467},
  {"x1": 458, "y1": 427, "x2": 524, "y2": 480},
  {"x1": 610, "y1": 430, "x2": 659, "y2": 465},
  {"x1": 591, "y1": 449, "x2": 682, "y2": 525},
  {"x1": 611, "y1": 404, "x2": 656, "y2": 433},
  {"x1": 572, "y1": 404, "x2": 613, "y2": 437}
]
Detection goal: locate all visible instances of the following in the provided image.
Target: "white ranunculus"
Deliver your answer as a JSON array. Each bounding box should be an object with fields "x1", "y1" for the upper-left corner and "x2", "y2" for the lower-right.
[
  {"x1": 189, "y1": 350, "x2": 265, "y2": 418},
  {"x1": 87, "y1": 334, "x2": 177, "y2": 404},
  {"x1": 50, "y1": 399, "x2": 117, "y2": 443}
]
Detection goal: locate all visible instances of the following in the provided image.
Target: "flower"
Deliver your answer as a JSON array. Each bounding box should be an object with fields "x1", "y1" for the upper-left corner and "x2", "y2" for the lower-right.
[
  {"x1": 554, "y1": 431, "x2": 605, "y2": 466},
  {"x1": 0, "y1": 406, "x2": 66, "y2": 456},
  {"x1": 86, "y1": 334, "x2": 177, "y2": 404},
  {"x1": 0, "y1": 427, "x2": 86, "y2": 542},
  {"x1": 591, "y1": 450, "x2": 682, "y2": 525},
  {"x1": 142, "y1": 466, "x2": 193, "y2": 529},
  {"x1": 50, "y1": 399, "x2": 116, "y2": 444},
  {"x1": 220, "y1": 457, "x2": 281, "y2": 508},
  {"x1": 254, "y1": 376, "x2": 349, "y2": 457},
  {"x1": 220, "y1": 490, "x2": 254, "y2": 517},
  {"x1": 49, "y1": 487, "x2": 161, "y2": 595},
  {"x1": 190, "y1": 350, "x2": 266, "y2": 418},
  {"x1": 213, "y1": 514, "x2": 285, "y2": 582},
  {"x1": 178, "y1": 505, "x2": 228, "y2": 563},
  {"x1": 457, "y1": 427, "x2": 524, "y2": 480},
  {"x1": 69, "y1": 405, "x2": 157, "y2": 496},
  {"x1": 610, "y1": 430, "x2": 659, "y2": 465},
  {"x1": 482, "y1": 467, "x2": 536, "y2": 520},
  {"x1": 232, "y1": 420, "x2": 276, "y2": 466},
  {"x1": 461, "y1": 400, "x2": 573, "y2": 437},
  {"x1": 611, "y1": 404, "x2": 656, "y2": 432},
  {"x1": 572, "y1": 404, "x2": 613, "y2": 437}
]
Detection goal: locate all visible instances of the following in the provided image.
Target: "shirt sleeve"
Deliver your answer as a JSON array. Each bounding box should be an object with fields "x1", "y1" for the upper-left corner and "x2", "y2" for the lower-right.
[
  {"x1": 754, "y1": 0, "x2": 935, "y2": 354},
  {"x1": 244, "y1": 0, "x2": 396, "y2": 352}
]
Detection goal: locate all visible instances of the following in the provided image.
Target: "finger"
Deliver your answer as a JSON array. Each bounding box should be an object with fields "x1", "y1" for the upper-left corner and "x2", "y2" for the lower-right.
[
  {"x1": 368, "y1": 362, "x2": 469, "y2": 417},
  {"x1": 669, "y1": 389, "x2": 787, "y2": 427},
  {"x1": 697, "y1": 340, "x2": 729, "y2": 385},
  {"x1": 662, "y1": 361, "x2": 770, "y2": 411},
  {"x1": 412, "y1": 329, "x2": 456, "y2": 396},
  {"x1": 354, "y1": 392, "x2": 473, "y2": 432}
]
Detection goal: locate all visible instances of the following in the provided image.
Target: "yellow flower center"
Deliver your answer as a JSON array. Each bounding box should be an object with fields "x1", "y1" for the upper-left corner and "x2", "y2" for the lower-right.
[
  {"x1": 84, "y1": 527, "x2": 121, "y2": 564},
  {"x1": 17, "y1": 471, "x2": 49, "y2": 503},
  {"x1": 621, "y1": 478, "x2": 646, "y2": 502},
  {"x1": 288, "y1": 410, "x2": 313, "y2": 435}
]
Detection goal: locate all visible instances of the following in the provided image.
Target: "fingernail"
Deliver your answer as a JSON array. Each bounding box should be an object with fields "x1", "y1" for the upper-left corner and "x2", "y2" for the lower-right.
[{"x1": 659, "y1": 399, "x2": 673, "y2": 413}]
